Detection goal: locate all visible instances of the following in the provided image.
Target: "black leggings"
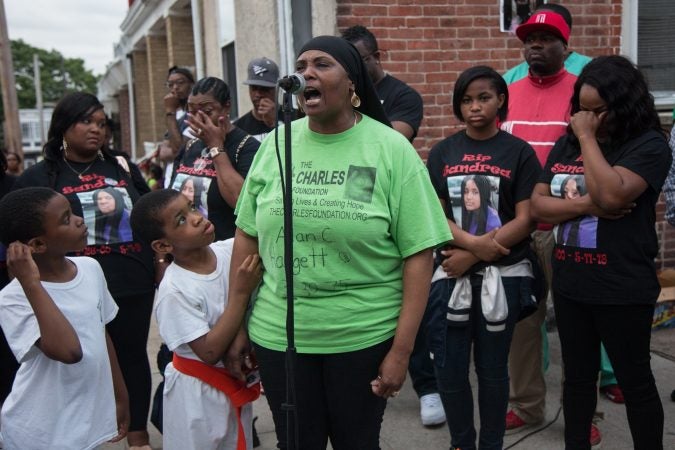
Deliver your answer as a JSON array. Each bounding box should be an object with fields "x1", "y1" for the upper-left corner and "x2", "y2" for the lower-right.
[
  {"x1": 253, "y1": 338, "x2": 392, "y2": 450},
  {"x1": 554, "y1": 293, "x2": 663, "y2": 450},
  {"x1": 106, "y1": 291, "x2": 154, "y2": 432}
]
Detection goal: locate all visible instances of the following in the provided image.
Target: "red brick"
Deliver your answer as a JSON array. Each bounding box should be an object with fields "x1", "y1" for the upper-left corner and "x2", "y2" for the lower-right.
[
  {"x1": 462, "y1": 28, "x2": 490, "y2": 39},
  {"x1": 406, "y1": 17, "x2": 440, "y2": 28},
  {"x1": 584, "y1": 4, "x2": 612, "y2": 14},
  {"x1": 408, "y1": 40, "x2": 439, "y2": 50},
  {"x1": 388, "y1": 28, "x2": 425, "y2": 40},
  {"x1": 423, "y1": 50, "x2": 455, "y2": 61},
  {"x1": 378, "y1": 39, "x2": 407, "y2": 51},
  {"x1": 584, "y1": 26, "x2": 612, "y2": 36},
  {"x1": 388, "y1": 6, "x2": 422, "y2": 16},
  {"x1": 351, "y1": 5, "x2": 388, "y2": 16},
  {"x1": 457, "y1": 49, "x2": 492, "y2": 62},
  {"x1": 422, "y1": 5, "x2": 456, "y2": 16},
  {"x1": 372, "y1": 17, "x2": 404, "y2": 28},
  {"x1": 473, "y1": 38, "x2": 507, "y2": 49},
  {"x1": 426, "y1": 72, "x2": 456, "y2": 84},
  {"x1": 445, "y1": 17, "x2": 473, "y2": 28},
  {"x1": 425, "y1": 28, "x2": 457, "y2": 40}
]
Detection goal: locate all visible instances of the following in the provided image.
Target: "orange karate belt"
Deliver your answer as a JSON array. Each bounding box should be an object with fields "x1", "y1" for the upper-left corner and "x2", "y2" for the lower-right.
[{"x1": 172, "y1": 353, "x2": 261, "y2": 450}]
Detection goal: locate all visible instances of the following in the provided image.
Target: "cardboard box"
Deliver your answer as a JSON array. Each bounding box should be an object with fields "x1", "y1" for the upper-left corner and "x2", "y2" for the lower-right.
[{"x1": 655, "y1": 270, "x2": 675, "y2": 329}]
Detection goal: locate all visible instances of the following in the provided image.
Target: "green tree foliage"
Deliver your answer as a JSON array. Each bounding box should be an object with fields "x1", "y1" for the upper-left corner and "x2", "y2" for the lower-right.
[
  {"x1": 1, "y1": 39, "x2": 99, "y2": 148},
  {"x1": 11, "y1": 39, "x2": 98, "y2": 107}
]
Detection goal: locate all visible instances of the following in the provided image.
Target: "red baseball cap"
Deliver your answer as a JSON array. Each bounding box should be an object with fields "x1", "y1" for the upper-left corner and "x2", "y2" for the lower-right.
[{"x1": 516, "y1": 11, "x2": 570, "y2": 44}]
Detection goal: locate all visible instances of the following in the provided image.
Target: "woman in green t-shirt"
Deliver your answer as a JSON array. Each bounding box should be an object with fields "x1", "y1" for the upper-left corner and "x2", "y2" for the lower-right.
[{"x1": 228, "y1": 36, "x2": 451, "y2": 449}]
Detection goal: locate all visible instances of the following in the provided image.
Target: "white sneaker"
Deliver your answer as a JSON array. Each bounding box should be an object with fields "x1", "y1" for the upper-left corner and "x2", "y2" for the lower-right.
[{"x1": 420, "y1": 393, "x2": 446, "y2": 426}]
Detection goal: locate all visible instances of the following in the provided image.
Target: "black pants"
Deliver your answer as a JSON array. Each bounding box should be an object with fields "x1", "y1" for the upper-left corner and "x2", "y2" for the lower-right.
[
  {"x1": 106, "y1": 291, "x2": 154, "y2": 432},
  {"x1": 554, "y1": 293, "x2": 663, "y2": 450},
  {"x1": 253, "y1": 338, "x2": 392, "y2": 450}
]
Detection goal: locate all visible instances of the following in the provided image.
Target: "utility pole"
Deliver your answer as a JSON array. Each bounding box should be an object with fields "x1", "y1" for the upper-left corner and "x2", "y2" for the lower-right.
[
  {"x1": 0, "y1": 0, "x2": 22, "y2": 157},
  {"x1": 34, "y1": 53, "x2": 45, "y2": 148}
]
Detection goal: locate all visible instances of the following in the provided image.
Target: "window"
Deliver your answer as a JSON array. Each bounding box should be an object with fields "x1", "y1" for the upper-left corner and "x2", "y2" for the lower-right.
[
  {"x1": 221, "y1": 42, "x2": 238, "y2": 118},
  {"x1": 638, "y1": 0, "x2": 675, "y2": 90}
]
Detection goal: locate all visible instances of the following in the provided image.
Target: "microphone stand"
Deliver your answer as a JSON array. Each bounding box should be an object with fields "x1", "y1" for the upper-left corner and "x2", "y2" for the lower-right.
[{"x1": 280, "y1": 88, "x2": 299, "y2": 450}]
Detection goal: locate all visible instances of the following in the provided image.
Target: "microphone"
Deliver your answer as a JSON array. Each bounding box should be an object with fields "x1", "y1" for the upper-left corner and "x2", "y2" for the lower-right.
[{"x1": 278, "y1": 73, "x2": 305, "y2": 94}]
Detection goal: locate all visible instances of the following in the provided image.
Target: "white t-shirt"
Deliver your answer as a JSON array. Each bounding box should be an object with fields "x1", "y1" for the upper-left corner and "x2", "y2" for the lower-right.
[
  {"x1": 0, "y1": 257, "x2": 119, "y2": 450},
  {"x1": 155, "y1": 238, "x2": 252, "y2": 449}
]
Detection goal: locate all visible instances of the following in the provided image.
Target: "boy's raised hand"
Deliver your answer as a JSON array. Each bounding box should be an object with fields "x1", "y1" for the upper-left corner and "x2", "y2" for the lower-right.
[
  {"x1": 231, "y1": 254, "x2": 263, "y2": 297},
  {"x1": 7, "y1": 241, "x2": 40, "y2": 286}
]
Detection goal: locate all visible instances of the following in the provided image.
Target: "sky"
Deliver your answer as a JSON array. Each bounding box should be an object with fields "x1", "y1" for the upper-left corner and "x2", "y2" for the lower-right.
[{"x1": 4, "y1": 0, "x2": 129, "y2": 76}]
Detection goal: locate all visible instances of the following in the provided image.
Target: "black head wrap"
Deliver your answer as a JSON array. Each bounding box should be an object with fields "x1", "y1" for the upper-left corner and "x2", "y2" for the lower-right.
[{"x1": 298, "y1": 35, "x2": 391, "y2": 127}]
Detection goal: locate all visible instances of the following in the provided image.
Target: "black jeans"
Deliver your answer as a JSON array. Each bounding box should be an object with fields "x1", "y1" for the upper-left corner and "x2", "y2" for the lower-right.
[
  {"x1": 408, "y1": 318, "x2": 439, "y2": 398},
  {"x1": 253, "y1": 338, "x2": 392, "y2": 450},
  {"x1": 106, "y1": 291, "x2": 154, "y2": 432},
  {"x1": 554, "y1": 293, "x2": 663, "y2": 450}
]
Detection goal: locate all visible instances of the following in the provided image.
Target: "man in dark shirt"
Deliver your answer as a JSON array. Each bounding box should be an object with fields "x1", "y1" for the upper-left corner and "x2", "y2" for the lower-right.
[
  {"x1": 342, "y1": 25, "x2": 424, "y2": 143},
  {"x1": 234, "y1": 57, "x2": 281, "y2": 142}
]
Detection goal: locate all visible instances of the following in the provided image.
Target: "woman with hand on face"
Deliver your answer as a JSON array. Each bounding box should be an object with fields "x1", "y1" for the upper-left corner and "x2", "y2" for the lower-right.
[
  {"x1": 12, "y1": 92, "x2": 155, "y2": 449},
  {"x1": 531, "y1": 55, "x2": 669, "y2": 450},
  {"x1": 170, "y1": 77, "x2": 259, "y2": 240},
  {"x1": 425, "y1": 66, "x2": 539, "y2": 450},
  {"x1": 230, "y1": 36, "x2": 451, "y2": 449}
]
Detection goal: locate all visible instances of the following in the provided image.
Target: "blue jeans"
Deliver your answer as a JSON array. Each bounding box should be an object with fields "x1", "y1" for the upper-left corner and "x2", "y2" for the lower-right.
[{"x1": 428, "y1": 276, "x2": 524, "y2": 450}]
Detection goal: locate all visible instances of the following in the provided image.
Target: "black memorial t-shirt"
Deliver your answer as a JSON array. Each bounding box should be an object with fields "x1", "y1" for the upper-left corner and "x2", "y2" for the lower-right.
[
  {"x1": 14, "y1": 158, "x2": 154, "y2": 298},
  {"x1": 539, "y1": 131, "x2": 672, "y2": 305},
  {"x1": 171, "y1": 126, "x2": 259, "y2": 240},
  {"x1": 427, "y1": 130, "x2": 540, "y2": 271}
]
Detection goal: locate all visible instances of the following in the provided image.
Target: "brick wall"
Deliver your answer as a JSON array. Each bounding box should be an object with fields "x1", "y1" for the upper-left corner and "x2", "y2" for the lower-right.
[
  {"x1": 166, "y1": 15, "x2": 196, "y2": 69},
  {"x1": 337, "y1": 0, "x2": 622, "y2": 156},
  {"x1": 337, "y1": 0, "x2": 675, "y2": 270}
]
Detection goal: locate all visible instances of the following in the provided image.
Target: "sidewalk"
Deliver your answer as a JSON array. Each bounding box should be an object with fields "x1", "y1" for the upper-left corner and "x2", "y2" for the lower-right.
[{"x1": 105, "y1": 321, "x2": 675, "y2": 449}]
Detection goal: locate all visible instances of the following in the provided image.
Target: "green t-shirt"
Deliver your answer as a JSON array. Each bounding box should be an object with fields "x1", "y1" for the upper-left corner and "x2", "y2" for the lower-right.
[
  {"x1": 502, "y1": 51, "x2": 592, "y2": 84},
  {"x1": 236, "y1": 115, "x2": 452, "y2": 353}
]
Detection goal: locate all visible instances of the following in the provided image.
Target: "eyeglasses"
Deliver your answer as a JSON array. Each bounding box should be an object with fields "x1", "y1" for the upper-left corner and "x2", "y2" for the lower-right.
[{"x1": 166, "y1": 79, "x2": 188, "y2": 89}]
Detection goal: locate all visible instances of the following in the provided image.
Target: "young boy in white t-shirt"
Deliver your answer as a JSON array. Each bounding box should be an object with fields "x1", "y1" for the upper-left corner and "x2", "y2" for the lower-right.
[
  {"x1": 131, "y1": 189, "x2": 262, "y2": 450},
  {"x1": 0, "y1": 187, "x2": 129, "y2": 449}
]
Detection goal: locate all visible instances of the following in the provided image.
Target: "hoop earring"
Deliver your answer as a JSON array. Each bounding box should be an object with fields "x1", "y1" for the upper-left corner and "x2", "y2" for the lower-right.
[{"x1": 351, "y1": 92, "x2": 361, "y2": 108}]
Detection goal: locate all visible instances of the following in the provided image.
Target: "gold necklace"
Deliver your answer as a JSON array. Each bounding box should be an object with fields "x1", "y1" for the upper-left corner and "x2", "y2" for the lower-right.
[{"x1": 63, "y1": 157, "x2": 96, "y2": 180}]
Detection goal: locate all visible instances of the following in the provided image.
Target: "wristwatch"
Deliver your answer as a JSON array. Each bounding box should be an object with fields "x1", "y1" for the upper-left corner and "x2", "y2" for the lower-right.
[{"x1": 208, "y1": 146, "x2": 224, "y2": 158}]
